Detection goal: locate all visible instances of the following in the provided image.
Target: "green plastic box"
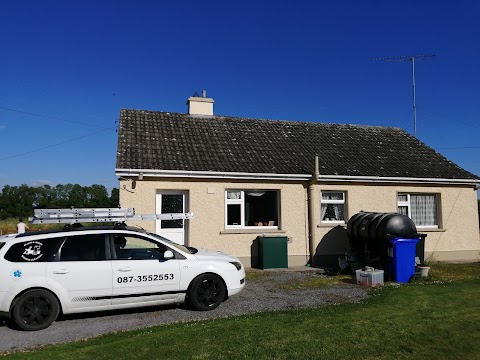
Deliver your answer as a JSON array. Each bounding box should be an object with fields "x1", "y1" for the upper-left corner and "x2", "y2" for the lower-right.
[{"x1": 257, "y1": 235, "x2": 288, "y2": 269}]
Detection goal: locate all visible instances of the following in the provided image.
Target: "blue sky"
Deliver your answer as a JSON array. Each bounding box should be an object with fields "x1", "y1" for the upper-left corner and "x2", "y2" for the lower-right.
[{"x1": 1, "y1": 1, "x2": 479, "y2": 192}]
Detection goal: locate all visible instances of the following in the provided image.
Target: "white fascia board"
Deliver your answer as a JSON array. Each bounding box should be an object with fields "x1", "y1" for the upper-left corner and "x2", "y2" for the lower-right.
[
  {"x1": 115, "y1": 169, "x2": 479, "y2": 185},
  {"x1": 115, "y1": 168, "x2": 312, "y2": 181},
  {"x1": 317, "y1": 174, "x2": 480, "y2": 186}
]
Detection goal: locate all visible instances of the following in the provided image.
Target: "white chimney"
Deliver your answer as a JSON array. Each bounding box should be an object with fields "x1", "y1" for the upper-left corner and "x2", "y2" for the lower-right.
[{"x1": 186, "y1": 90, "x2": 214, "y2": 116}]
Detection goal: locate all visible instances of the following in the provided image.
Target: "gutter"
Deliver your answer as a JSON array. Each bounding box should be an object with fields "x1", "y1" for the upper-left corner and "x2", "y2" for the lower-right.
[
  {"x1": 316, "y1": 175, "x2": 479, "y2": 186},
  {"x1": 116, "y1": 168, "x2": 478, "y2": 186},
  {"x1": 115, "y1": 168, "x2": 312, "y2": 181}
]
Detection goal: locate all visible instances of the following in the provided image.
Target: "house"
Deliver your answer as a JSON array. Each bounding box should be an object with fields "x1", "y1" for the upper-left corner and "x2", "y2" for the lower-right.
[{"x1": 115, "y1": 93, "x2": 480, "y2": 267}]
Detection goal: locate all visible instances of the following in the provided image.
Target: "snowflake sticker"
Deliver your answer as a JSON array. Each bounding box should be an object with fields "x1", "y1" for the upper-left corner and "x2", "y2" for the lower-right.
[{"x1": 11, "y1": 269, "x2": 22, "y2": 280}]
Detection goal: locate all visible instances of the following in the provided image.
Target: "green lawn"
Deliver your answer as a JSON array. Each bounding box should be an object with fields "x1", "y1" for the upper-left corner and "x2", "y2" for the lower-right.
[
  {"x1": 2, "y1": 263, "x2": 480, "y2": 360},
  {"x1": 0, "y1": 218, "x2": 111, "y2": 235},
  {"x1": 0, "y1": 218, "x2": 62, "y2": 235}
]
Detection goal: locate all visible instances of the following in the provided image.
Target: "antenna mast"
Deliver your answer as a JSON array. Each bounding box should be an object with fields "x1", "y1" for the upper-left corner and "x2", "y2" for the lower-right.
[{"x1": 372, "y1": 54, "x2": 436, "y2": 136}]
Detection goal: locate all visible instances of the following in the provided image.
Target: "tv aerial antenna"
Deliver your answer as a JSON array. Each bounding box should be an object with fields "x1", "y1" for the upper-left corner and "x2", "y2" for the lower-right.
[{"x1": 372, "y1": 54, "x2": 436, "y2": 136}]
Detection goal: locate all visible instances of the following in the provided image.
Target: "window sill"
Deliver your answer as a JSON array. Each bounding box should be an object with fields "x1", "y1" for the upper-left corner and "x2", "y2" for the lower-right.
[
  {"x1": 220, "y1": 229, "x2": 286, "y2": 235},
  {"x1": 417, "y1": 228, "x2": 446, "y2": 232},
  {"x1": 318, "y1": 223, "x2": 346, "y2": 228}
]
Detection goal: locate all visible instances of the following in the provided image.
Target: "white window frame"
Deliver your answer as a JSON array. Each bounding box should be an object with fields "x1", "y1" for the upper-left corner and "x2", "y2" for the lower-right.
[
  {"x1": 225, "y1": 190, "x2": 279, "y2": 229},
  {"x1": 320, "y1": 191, "x2": 346, "y2": 224},
  {"x1": 397, "y1": 193, "x2": 439, "y2": 229}
]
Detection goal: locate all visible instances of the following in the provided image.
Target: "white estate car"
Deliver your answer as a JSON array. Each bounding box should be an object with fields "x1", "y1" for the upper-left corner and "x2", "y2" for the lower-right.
[{"x1": 0, "y1": 225, "x2": 245, "y2": 331}]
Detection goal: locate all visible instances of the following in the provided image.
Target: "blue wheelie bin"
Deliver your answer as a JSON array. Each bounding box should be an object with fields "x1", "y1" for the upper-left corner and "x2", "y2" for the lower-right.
[{"x1": 386, "y1": 237, "x2": 419, "y2": 283}]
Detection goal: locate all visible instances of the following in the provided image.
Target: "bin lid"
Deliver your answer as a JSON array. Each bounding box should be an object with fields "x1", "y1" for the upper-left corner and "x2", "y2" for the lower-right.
[{"x1": 389, "y1": 237, "x2": 420, "y2": 244}]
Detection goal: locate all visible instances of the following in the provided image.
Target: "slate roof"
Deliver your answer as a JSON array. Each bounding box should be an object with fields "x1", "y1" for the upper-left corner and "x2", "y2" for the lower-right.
[{"x1": 116, "y1": 109, "x2": 478, "y2": 180}]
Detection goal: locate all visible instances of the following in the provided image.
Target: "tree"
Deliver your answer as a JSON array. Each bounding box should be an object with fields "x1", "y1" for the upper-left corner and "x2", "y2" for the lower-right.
[
  {"x1": 68, "y1": 184, "x2": 86, "y2": 208},
  {"x1": 0, "y1": 184, "x2": 119, "y2": 219},
  {"x1": 33, "y1": 185, "x2": 54, "y2": 208},
  {"x1": 0, "y1": 185, "x2": 36, "y2": 219},
  {"x1": 84, "y1": 185, "x2": 110, "y2": 207},
  {"x1": 110, "y1": 188, "x2": 119, "y2": 208},
  {"x1": 53, "y1": 184, "x2": 75, "y2": 208}
]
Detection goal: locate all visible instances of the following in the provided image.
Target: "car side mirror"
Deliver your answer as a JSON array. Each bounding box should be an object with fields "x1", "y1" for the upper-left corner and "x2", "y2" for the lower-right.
[{"x1": 163, "y1": 250, "x2": 174, "y2": 260}]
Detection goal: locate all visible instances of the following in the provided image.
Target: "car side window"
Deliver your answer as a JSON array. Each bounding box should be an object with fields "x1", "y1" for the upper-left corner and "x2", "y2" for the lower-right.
[
  {"x1": 59, "y1": 234, "x2": 107, "y2": 261},
  {"x1": 113, "y1": 235, "x2": 168, "y2": 261},
  {"x1": 4, "y1": 238, "x2": 62, "y2": 262}
]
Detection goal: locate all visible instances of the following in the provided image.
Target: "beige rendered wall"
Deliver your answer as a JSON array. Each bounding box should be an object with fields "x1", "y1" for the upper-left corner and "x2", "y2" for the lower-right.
[
  {"x1": 312, "y1": 183, "x2": 480, "y2": 263},
  {"x1": 119, "y1": 179, "x2": 310, "y2": 267},
  {"x1": 119, "y1": 178, "x2": 480, "y2": 267}
]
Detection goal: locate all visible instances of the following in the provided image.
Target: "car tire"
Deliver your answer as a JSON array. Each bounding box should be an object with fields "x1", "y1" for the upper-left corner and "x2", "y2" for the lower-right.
[
  {"x1": 11, "y1": 289, "x2": 60, "y2": 331},
  {"x1": 187, "y1": 274, "x2": 226, "y2": 311}
]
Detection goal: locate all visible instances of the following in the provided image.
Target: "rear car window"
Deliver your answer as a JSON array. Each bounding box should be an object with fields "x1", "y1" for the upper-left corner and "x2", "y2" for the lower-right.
[
  {"x1": 59, "y1": 234, "x2": 107, "y2": 261},
  {"x1": 4, "y1": 238, "x2": 63, "y2": 262}
]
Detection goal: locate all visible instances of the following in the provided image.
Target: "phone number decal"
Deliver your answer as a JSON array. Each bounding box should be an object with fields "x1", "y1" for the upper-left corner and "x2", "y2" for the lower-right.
[{"x1": 117, "y1": 274, "x2": 174, "y2": 283}]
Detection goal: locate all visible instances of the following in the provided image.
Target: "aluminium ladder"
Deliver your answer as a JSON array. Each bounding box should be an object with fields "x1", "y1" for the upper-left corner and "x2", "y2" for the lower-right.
[{"x1": 29, "y1": 207, "x2": 194, "y2": 224}]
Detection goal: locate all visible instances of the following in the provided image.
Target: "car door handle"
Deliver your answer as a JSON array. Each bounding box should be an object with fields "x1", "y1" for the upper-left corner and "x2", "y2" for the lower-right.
[
  {"x1": 118, "y1": 267, "x2": 133, "y2": 272},
  {"x1": 53, "y1": 269, "x2": 70, "y2": 274}
]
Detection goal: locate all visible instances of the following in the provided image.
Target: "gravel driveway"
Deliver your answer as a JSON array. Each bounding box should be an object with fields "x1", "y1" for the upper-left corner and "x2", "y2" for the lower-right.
[{"x1": 0, "y1": 269, "x2": 369, "y2": 354}]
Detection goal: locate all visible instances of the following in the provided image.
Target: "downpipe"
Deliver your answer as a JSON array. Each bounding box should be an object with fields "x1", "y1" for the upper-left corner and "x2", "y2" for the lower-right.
[{"x1": 308, "y1": 156, "x2": 320, "y2": 266}]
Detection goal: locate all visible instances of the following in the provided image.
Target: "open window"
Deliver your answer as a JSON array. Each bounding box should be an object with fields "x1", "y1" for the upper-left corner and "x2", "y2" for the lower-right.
[
  {"x1": 113, "y1": 234, "x2": 168, "y2": 260},
  {"x1": 225, "y1": 190, "x2": 279, "y2": 228}
]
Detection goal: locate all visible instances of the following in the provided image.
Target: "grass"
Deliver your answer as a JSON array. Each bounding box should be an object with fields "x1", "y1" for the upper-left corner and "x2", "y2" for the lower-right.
[
  {"x1": 281, "y1": 272, "x2": 354, "y2": 289},
  {"x1": 2, "y1": 263, "x2": 479, "y2": 359},
  {"x1": 0, "y1": 218, "x2": 62, "y2": 235},
  {"x1": 0, "y1": 218, "x2": 114, "y2": 235}
]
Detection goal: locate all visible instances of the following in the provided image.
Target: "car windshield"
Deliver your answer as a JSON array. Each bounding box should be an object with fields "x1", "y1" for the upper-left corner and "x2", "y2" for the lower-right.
[{"x1": 147, "y1": 232, "x2": 196, "y2": 254}]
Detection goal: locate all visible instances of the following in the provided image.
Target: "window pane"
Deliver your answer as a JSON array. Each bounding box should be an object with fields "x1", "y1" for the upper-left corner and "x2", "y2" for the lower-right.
[
  {"x1": 322, "y1": 192, "x2": 344, "y2": 201},
  {"x1": 4, "y1": 238, "x2": 62, "y2": 262},
  {"x1": 397, "y1": 194, "x2": 408, "y2": 202},
  {"x1": 227, "y1": 191, "x2": 241, "y2": 200},
  {"x1": 227, "y1": 204, "x2": 241, "y2": 225},
  {"x1": 161, "y1": 194, "x2": 183, "y2": 213},
  {"x1": 114, "y1": 235, "x2": 165, "y2": 260},
  {"x1": 245, "y1": 191, "x2": 278, "y2": 226},
  {"x1": 60, "y1": 235, "x2": 106, "y2": 261},
  {"x1": 411, "y1": 194, "x2": 437, "y2": 226},
  {"x1": 161, "y1": 219, "x2": 183, "y2": 229},
  {"x1": 321, "y1": 204, "x2": 345, "y2": 221},
  {"x1": 161, "y1": 194, "x2": 184, "y2": 228},
  {"x1": 397, "y1": 206, "x2": 408, "y2": 216}
]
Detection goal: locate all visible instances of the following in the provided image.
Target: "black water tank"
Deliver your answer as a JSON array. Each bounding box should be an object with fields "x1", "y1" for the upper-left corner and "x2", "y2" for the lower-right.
[
  {"x1": 348, "y1": 211, "x2": 417, "y2": 241},
  {"x1": 347, "y1": 211, "x2": 417, "y2": 249}
]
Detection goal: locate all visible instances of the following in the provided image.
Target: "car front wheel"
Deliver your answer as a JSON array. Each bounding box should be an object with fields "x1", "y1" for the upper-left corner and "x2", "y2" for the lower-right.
[
  {"x1": 188, "y1": 274, "x2": 226, "y2": 311},
  {"x1": 11, "y1": 289, "x2": 60, "y2": 331}
]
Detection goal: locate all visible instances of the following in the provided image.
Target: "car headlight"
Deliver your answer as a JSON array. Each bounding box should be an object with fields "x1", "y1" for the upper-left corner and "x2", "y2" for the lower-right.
[{"x1": 230, "y1": 261, "x2": 242, "y2": 271}]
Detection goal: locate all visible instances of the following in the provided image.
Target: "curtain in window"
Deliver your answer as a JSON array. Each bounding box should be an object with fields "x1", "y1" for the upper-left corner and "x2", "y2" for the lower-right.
[
  {"x1": 322, "y1": 192, "x2": 343, "y2": 201},
  {"x1": 411, "y1": 194, "x2": 437, "y2": 226},
  {"x1": 227, "y1": 191, "x2": 241, "y2": 199},
  {"x1": 321, "y1": 204, "x2": 344, "y2": 221},
  {"x1": 246, "y1": 191, "x2": 266, "y2": 197},
  {"x1": 321, "y1": 204, "x2": 327, "y2": 220},
  {"x1": 333, "y1": 206, "x2": 340, "y2": 219}
]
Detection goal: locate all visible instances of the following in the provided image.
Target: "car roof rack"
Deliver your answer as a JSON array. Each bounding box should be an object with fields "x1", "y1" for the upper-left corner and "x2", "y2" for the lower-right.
[{"x1": 29, "y1": 208, "x2": 194, "y2": 225}]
